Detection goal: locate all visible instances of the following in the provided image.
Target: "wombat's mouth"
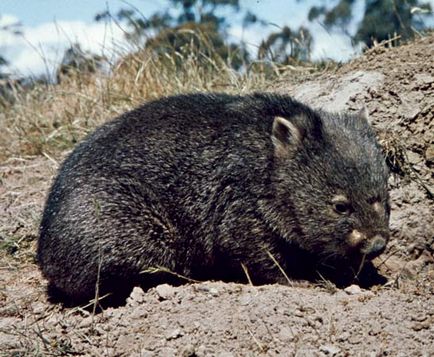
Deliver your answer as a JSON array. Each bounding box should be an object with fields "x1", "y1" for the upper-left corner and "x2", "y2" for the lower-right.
[
  {"x1": 321, "y1": 242, "x2": 386, "y2": 275},
  {"x1": 344, "y1": 245, "x2": 386, "y2": 269},
  {"x1": 359, "y1": 236, "x2": 387, "y2": 260},
  {"x1": 346, "y1": 231, "x2": 388, "y2": 261},
  {"x1": 284, "y1": 241, "x2": 387, "y2": 288},
  {"x1": 312, "y1": 252, "x2": 387, "y2": 288}
]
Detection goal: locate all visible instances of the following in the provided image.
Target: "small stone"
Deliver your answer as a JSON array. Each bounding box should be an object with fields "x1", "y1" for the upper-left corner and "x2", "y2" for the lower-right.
[
  {"x1": 411, "y1": 314, "x2": 428, "y2": 322},
  {"x1": 105, "y1": 308, "x2": 115, "y2": 318},
  {"x1": 425, "y1": 145, "x2": 434, "y2": 164},
  {"x1": 129, "y1": 306, "x2": 148, "y2": 319},
  {"x1": 278, "y1": 326, "x2": 295, "y2": 342},
  {"x1": 336, "y1": 331, "x2": 350, "y2": 342},
  {"x1": 319, "y1": 344, "x2": 341, "y2": 356},
  {"x1": 158, "y1": 347, "x2": 177, "y2": 357},
  {"x1": 138, "y1": 351, "x2": 153, "y2": 357},
  {"x1": 359, "y1": 290, "x2": 375, "y2": 299},
  {"x1": 31, "y1": 302, "x2": 46, "y2": 314},
  {"x1": 165, "y1": 328, "x2": 183, "y2": 340},
  {"x1": 382, "y1": 255, "x2": 406, "y2": 274},
  {"x1": 239, "y1": 293, "x2": 252, "y2": 306},
  {"x1": 127, "y1": 287, "x2": 146, "y2": 305},
  {"x1": 402, "y1": 251, "x2": 434, "y2": 279},
  {"x1": 294, "y1": 309, "x2": 304, "y2": 317},
  {"x1": 209, "y1": 287, "x2": 219, "y2": 297},
  {"x1": 344, "y1": 284, "x2": 362, "y2": 295},
  {"x1": 196, "y1": 345, "x2": 209, "y2": 357},
  {"x1": 412, "y1": 319, "x2": 431, "y2": 331},
  {"x1": 78, "y1": 316, "x2": 93, "y2": 328},
  {"x1": 415, "y1": 73, "x2": 434, "y2": 84},
  {"x1": 116, "y1": 334, "x2": 137, "y2": 350},
  {"x1": 407, "y1": 151, "x2": 423, "y2": 165},
  {"x1": 217, "y1": 352, "x2": 234, "y2": 357},
  {"x1": 156, "y1": 284, "x2": 175, "y2": 300},
  {"x1": 348, "y1": 333, "x2": 364, "y2": 345},
  {"x1": 104, "y1": 348, "x2": 115, "y2": 356},
  {"x1": 368, "y1": 321, "x2": 382, "y2": 336},
  {"x1": 180, "y1": 344, "x2": 196, "y2": 357}
]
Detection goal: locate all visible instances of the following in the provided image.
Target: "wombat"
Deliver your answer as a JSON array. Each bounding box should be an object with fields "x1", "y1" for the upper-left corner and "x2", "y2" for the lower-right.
[{"x1": 37, "y1": 93, "x2": 390, "y2": 305}]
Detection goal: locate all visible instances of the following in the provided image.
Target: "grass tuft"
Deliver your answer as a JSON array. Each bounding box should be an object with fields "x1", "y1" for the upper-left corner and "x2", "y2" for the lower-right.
[{"x1": 1, "y1": 41, "x2": 283, "y2": 162}]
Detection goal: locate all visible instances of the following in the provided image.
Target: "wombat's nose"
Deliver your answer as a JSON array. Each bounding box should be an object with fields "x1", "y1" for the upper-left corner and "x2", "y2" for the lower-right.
[{"x1": 362, "y1": 235, "x2": 386, "y2": 257}]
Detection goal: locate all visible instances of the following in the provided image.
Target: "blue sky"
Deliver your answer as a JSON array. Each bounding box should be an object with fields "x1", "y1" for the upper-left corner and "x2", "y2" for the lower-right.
[
  {"x1": 0, "y1": 0, "x2": 432, "y2": 78},
  {"x1": 2, "y1": 0, "x2": 317, "y2": 27},
  {"x1": 1, "y1": 0, "x2": 164, "y2": 26}
]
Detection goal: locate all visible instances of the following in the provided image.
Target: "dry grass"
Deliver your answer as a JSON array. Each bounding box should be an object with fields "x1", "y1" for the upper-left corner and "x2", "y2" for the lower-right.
[{"x1": 0, "y1": 42, "x2": 287, "y2": 163}]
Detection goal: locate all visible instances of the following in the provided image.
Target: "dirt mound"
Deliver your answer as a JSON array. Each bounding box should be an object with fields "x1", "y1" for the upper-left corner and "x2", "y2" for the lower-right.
[
  {"x1": 2, "y1": 278, "x2": 433, "y2": 356},
  {"x1": 1, "y1": 35, "x2": 433, "y2": 356}
]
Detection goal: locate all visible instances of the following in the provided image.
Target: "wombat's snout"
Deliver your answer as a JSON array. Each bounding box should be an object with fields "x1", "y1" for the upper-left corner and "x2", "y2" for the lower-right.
[
  {"x1": 362, "y1": 235, "x2": 387, "y2": 258},
  {"x1": 347, "y1": 231, "x2": 387, "y2": 259}
]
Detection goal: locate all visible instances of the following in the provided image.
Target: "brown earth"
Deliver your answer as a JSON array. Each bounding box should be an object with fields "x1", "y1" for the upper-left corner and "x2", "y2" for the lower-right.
[{"x1": 1, "y1": 34, "x2": 433, "y2": 356}]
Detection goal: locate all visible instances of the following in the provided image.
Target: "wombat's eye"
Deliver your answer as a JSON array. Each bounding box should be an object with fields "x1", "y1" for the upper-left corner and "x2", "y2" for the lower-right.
[
  {"x1": 333, "y1": 202, "x2": 352, "y2": 215},
  {"x1": 331, "y1": 195, "x2": 352, "y2": 215},
  {"x1": 367, "y1": 196, "x2": 380, "y2": 204}
]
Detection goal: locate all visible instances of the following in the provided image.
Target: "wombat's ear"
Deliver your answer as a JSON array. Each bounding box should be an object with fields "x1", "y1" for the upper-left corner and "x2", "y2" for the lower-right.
[{"x1": 271, "y1": 116, "x2": 303, "y2": 157}]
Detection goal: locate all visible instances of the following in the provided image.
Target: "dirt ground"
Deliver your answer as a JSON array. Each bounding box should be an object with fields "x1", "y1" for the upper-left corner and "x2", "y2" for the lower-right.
[{"x1": 1, "y1": 35, "x2": 433, "y2": 356}]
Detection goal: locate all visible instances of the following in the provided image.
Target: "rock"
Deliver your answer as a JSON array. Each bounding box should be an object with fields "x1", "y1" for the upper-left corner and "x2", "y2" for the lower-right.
[
  {"x1": 217, "y1": 352, "x2": 235, "y2": 357},
  {"x1": 239, "y1": 293, "x2": 252, "y2": 306},
  {"x1": 411, "y1": 319, "x2": 431, "y2": 331},
  {"x1": 208, "y1": 287, "x2": 219, "y2": 297},
  {"x1": 411, "y1": 314, "x2": 428, "y2": 322},
  {"x1": 407, "y1": 151, "x2": 423, "y2": 165},
  {"x1": 336, "y1": 331, "x2": 350, "y2": 342},
  {"x1": 414, "y1": 73, "x2": 434, "y2": 84},
  {"x1": 398, "y1": 92, "x2": 424, "y2": 119},
  {"x1": 289, "y1": 71, "x2": 385, "y2": 112},
  {"x1": 368, "y1": 321, "x2": 382, "y2": 336},
  {"x1": 180, "y1": 344, "x2": 196, "y2": 357},
  {"x1": 129, "y1": 306, "x2": 148, "y2": 319},
  {"x1": 127, "y1": 287, "x2": 146, "y2": 305},
  {"x1": 319, "y1": 344, "x2": 341, "y2": 356},
  {"x1": 347, "y1": 333, "x2": 364, "y2": 345},
  {"x1": 156, "y1": 284, "x2": 175, "y2": 300},
  {"x1": 158, "y1": 347, "x2": 177, "y2": 357},
  {"x1": 116, "y1": 334, "x2": 138, "y2": 350},
  {"x1": 425, "y1": 144, "x2": 434, "y2": 164},
  {"x1": 77, "y1": 316, "x2": 93, "y2": 328},
  {"x1": 402, "y1": 250, "x2": 434, "y2": 279},
  {"x1": 165, "y1": 328, "x2": 183, "y2": 340},
  {"x1": 278, "y1": 326, "x2": 295, "y2": 342},
  {"x1": 196, "y1": 345, "x2": 214, "y2": 357},
  {"x1": 137, "y1": 351, "x2": 153, "y2": 357},
  {"x1": 344, "y1": 284, "x2": 363, "y2": 295},
  {"x1": 382, "y1": 255, "x2": 406, "y2": 275},
  {"x1": 30, "y1": 302, "x2": 46, "y2": 314},
  {"x1": 194, "y1": 284, "x2": 221, "y2": 296}
]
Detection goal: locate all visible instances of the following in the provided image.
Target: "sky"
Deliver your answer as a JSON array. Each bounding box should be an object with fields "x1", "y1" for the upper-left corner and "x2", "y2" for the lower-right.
[{"x1": 0, "y1": 0, "x2": 432, "y2": 78}]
